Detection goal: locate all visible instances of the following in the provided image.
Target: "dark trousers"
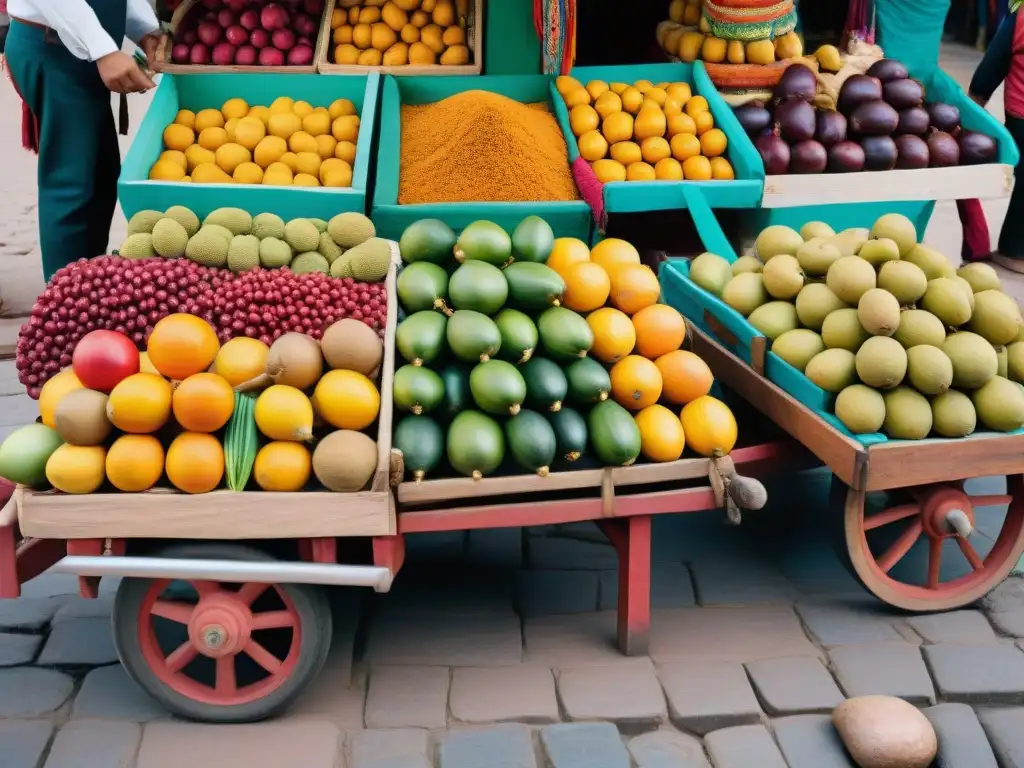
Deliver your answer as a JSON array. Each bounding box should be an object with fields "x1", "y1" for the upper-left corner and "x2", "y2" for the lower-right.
[
  {"x1": 5, "y1": 21, "x2": 121, "y2": 279},
  {"x1": 998, "y1": 113, "x2": 1024, "y2": 259}
]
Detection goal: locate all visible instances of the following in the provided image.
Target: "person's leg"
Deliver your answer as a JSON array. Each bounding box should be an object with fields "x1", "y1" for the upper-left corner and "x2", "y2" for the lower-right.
[
  {"x1": 957, "y1": 198, "x2": 991, "y2": 262},
  {"x1": 992, "y1": 114, "x2": 1024, "y2": 272},
  {"x1": 88, "y1": 101, "x2": 121, "y2": 257}
]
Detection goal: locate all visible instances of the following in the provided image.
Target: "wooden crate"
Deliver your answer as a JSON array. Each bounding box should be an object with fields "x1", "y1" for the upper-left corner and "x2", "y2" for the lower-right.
[
  {"x1": 317, "y1": 0, "x2": 483, "y2": 76},
  {"x1": 153, "y1": 0, "x2": 330, "y2": 75},
  {"x1": 17, "y1": 251, "x2": 401, "y2": 541}
]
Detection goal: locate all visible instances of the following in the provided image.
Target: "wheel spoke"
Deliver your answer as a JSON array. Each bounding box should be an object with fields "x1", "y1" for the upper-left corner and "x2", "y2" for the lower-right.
[
  {"x1": 215, "y1": 656, "x2": 237, "y2": 694},
  {"x1": 958, "y1": 537, "x2": 985, "y2": 570},
  {"x1": 150, "y1": 599, "x2": 195, "y2": 625},
  {"x1": 864, "y1": 503, "x2": 920, "y2": 531},
  {"x1": 243, "y1": 639, "x2": 283, "y2": 674},
  {"x1": 968, "y1": 494, "x2": 1013, "y2": 507},
  {"x1": 191, "y1": 580, "x2": 220, "y2": 596},
  {"x1": 251, "y1": 610, "x2": 296, "y2": 630},
  {"x1": 927, "y1": 538, "x2": 943, "y2": 589},
  {"x1": 236, "y1": 582, "x2": 269, "y2": 607},
  {"x1": 876, "y1": 520, "x2": 923, "y2": 573},
  {"x1": 165, "y1": 640, "x2": 199, "y2": 673}
]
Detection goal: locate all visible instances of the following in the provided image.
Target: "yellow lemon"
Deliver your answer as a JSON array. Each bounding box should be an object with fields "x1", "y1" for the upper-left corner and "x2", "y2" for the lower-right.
[
  {"x1": 191, "y1": 163, "x2": 233, "y2": 183},
  {"x1": 329, "y1": 98, "x2": 357, "y2": 119},
  {"x1": 268, "y1": 112, "x2": 302, "y2": 140},
  {"x1": 162, "y1": 123, "x2": 194, "y2": 152},
  {"x1": 586, "y1": 80, "x2": 609, "y2": 101},
  {"x1": 198, "y1": 127, "x2": 228, "y2": 151},
  {"x1": 221, "y1": 97, "x2": 249, "y2": 120},
  {"x1": 640, "y1": 137, "x2": 671, "y2": 164},
  {"x1": 710, "y1": 156, "x2": 735, "y2": 180},
  {"x1": 577, "y1": 130, "x2": 608, "y2": 163},
  {"x1": 193, "y1": 108, "x2": 225, "y2": 133},
  {"x1": 682, "y1": 154, "x2": 713, "y2": 180},
  {"x1": 302, "y1": 111, "x2": 331, "y2": 138},
  {"x1": 700, "y1": 128, "x2": 728, "y2": 157},
  {"x1": 293, "y1": 173, "x2": 320, "y2": 187},
  {"x1": 670, "y1": 132, "x2": 702, "y2": 162},
  {"x1": 332, "y1": 115, "x2": 360, "y2": 143},
  {"x1": 269, "y1": 96, "x2": 295, "y2": 115},
  {"x1": 685, "y1": 95, "x2": 710, "y2": 118},
  {"x1": 320, "y1": 158, "x2": 353, "y2": 187},
  {"x1": 253, "y1": 135, "x2": 288, "y2": 168},
  {"x1": 247, "y1": 105, "x2": 271, "y2": 125},
  {"x1": 184, "y1": 144, "x2": 216, "y2": 172},
  {"x1": 288, "y1": 130, "x2": 318, "y2": 154},
  {"x1": 633, "y1": 105, "x2": 666, "y2": 141},
  {"x1": 594, "y1": 90, "x2": 622, "y2": 120},
  {"x1": 224, "y1": 117, "x2": 239, "y2": 142},
  {"x1": 620, "y1": 86, "x2": 644, "y2": 114},
  {"x1": 292, "y1": 100, "x2": 313, "y2": 117},
  {"x1": 626, "y1": 161, "x2": 656, "y2": 181},
  {"x1": 667, "y1": 113, "x2": 697, "y2": 137},
  {"x1": 262, "y1": 162, "x2": 294, "y2": 186},
  {"x1": 159, "y1": 150, "x2": 187, "y2": 171},
  {"x1": 279, "y1": 152, "x2": 299, "y2": 172},
  {"x1": 610, "y1": 141, "x2": 642, "y2": 165},
  {"x1": 149, "y1": 159, "x2": 186, "y2": 181},
  {"x1": 233, "y1": 162, "x2": 264, "y2": 184},
  {"x1": 335, "y1": 140, "x2": 357, "y2": 164},
  {"x1": 634, "y1": 79, "x2": 654, "y2": 94},
  {"x1": 214, "y1": 143, "x2": 251, "y2": 174},
  {"x1": 563, "y1": 88, "x2": 591, "y2": 109},
  {"x1": 609, "y1": 82, "x2": 629, "y2": 95},
  {"x1": 602, "y1": 112, "x2": 634, "y2": 144},
  {"x1": 655, "y1": 157, "x2": 684, "y2": 180},
  {"x1": 666, "y1": 83, "x2": 692, "y2": 103},
  {"x1": 644, "y1": 87, "x2": 668, "y2": 107},
  {"x1": 315, "y1": 134, "x2": 338, "y2": 160},
  {"x1": 694, "y1": 110, "x2": 715, "y2": 135},
  {"x1": 234, "y1": 116, "x2": 266, "y2": 150},
  {"x1": 295, "y1": 151, "x2": 322, "y2": 177},
  {"x1": 569, "y1": 104, "x2": 600, "y2": 137},
  {"x1": 555, "y1": 75, "x2": 583, "y2": 96},
  {"x1": 334, "y1": 44, "x2": 360, "y2": 64},
  {"x1": 174, "y1": 109, "x2": 196, "y2": 130},
  {"x1": 592, "y1": 159, "x2": 626, "y2": 183}
]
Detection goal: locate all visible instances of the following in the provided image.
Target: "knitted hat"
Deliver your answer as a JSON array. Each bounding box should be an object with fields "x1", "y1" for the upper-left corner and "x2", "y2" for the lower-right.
[{"x1": 702, "y1": 0, "x2": 797, "y2": 41}]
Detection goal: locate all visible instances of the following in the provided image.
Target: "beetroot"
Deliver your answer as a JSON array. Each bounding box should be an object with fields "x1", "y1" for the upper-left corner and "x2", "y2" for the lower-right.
[
  {"x1": 271, "y1": 28, "x2": 296, "y2": 50},
  {"x1": 250, "y1": 29, "x2": 269, "y2": 48},
  {"x1": 860, "y1": 135, "x2": 898, "y2": 171},
  {"x1": 774, "y1": 99, "x2": 816, "y2": 143},
  {"x1": 216, "y1": 9, "x2": 237, "y2": 28},
  {"x1": 895, "y1": 135, "x2": 930, "y2": 169},
  {"x1": 733, "y1": 103, "x2": 772, "y2": 136},
  {"x1": 261, "y1": 3, "x2": 290, "y2": 30},
  {"x1": 827, "y1": 141, "x2": 866, "y2": 173},
  {"x1": 928, "y1": 130, "x2": 960, "y2": 167},
  {"x1": 235, "y1": 45, "x2": 258, "y2": 65},
  {"x1": 927, "y1": 102, "x2": 961, "y2": 134},
  {"x1": 849, "y1": 100, "x2": 899, "y2": 136},
  {"x1": 212, "y1": 42, "x2": 237, "y2": 66},
  {"x1": 815, "y1": 110, "x2": 847, "y2": 147},
  {"x1": 259, "y1": 47, "x2": 286, "y2": 66},
  {"x1": 196, "y1": 21, "x2": 222, "y2": 46},
  {"x1": 293, "y1": 13, "x2": 318, "y2": 37},
  {"x1": 287, "y1": 45, "x2": 314, "y2": 65},
  {"x1": 189, "y1": 44, "x2": 211, "y2": 65},
  {"x1": 225, "y1": 25, "x2": 249, "y2": 46},
  {"x1": 790, "y1": 140, "x2": 828, "y2": 174},
  {"x1": 838, "y1": 75, "x2": 883, "y2": 115},
  {"x1": 959, "y1": 131, "x2": 998, "y2": 165},
  {"x1": 866, "y1": 58, "x2": 909, "y2": 83},
  {"x1": 774, "y1": 64, "x2": 817, "y2": 102},
  {"x1": 896, "y1": 106, "x2": 930, "y2": 136},
  {"x1": 172, "y1": 43, "x2": 191, "y2": 63},
  {"x1": 756, "y1": 134, "x2": 791, "y2": 174},
  {"x1": 882, "y1": 78, "x2": 924, "y2": 110},
  {"x1": 240, "y1": 9, "x2": 260, "y2": 30}
]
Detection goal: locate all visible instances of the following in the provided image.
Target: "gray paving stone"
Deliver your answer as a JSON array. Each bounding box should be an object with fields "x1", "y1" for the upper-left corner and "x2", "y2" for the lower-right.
[
  {"x1": 365, "y1": 665, "x2": 449, "y2": 729},
  {"x1": 923, "y1": 643, "x2": 1024, "y2": 704},
  {"x1": 450, "y1": 665, "x2": 559, "y2": 724},
  {"x1": 367, "y1": 612, "x2": 523, "y2": 666},
  {"x1": 541, "y1": 723, "x2": 630, "y2": 768},
  {"x1": 71, "y1": 664, "x2": 168, "y2": 721},
  {"x1": 351, "y1": 729, "x2": 431, "y2": 768},
  {"x1": 377, "y1": 569, "x2": 515, "y2": 618},
  {"x1": 0, "y1": 596, "x2": 69, "y2": 631},
  {"x1": 795, "y1": 601, "x2": 907, "y2": 647},
  {"x1": 516, "y1": 570, "x2": 599, "y2": 616},
  {"x1": 0, "y1": 667, "x2": 74, "y2": 716},
  {"x1": 557, "y1": 659, "x2": 666, "y2": 730},
  {"x1": 405, "y1": 530, "x2": 466, "y2": 562},
  {"x1": 524, "y1": 612, "x2": 623, "y2": 667},
  {"x1": 906, "y1": 611, "x2": 999, "y2": 644},
  {"x1": 829, "y1": 644, "x2": 936, "y2": 704},
  {"x1": 745, "y1": 657, "x2": 845, "y2": 716},
  {"x1": 657, "y1": 661, "x2": 761, "y2": 735},
  {"x1": 45, "y1": 719, "x2": 142, "y2": 768},
  {"x1": 528, "y1": 536, "x2": 618, "y2": 570},
  {"x1": 990, "y1": 611, "x2": 1024, "y2": 637},
  {"x1": 984, "y1": 578, "x2": 1024, "y2": 636},
  {"x1": 978, "y1": 707, "x2": 1024, "y2": 768},
  {"x1": 0, "y1": 720, "x2": 55, "y2": 768},
  {"x1": 598, "y1": 562, "x2": 696, "y2": 611},
  {"x1": 37, "y1": 616, "x2": 117, "y2": 666},
  {"x1": 772, "y1": 714, "x2": 857, "y2": 768},
  {"x1": 0, "y1": 631, "x2": 40, "y2": 666},
  {"x1": 689, "y1": 556, "x2": 801, "y2": 606},
  {"x1": 923, "y1": 703, "x2": 998, "y2": 768},
  {"x1": 51, "y1": 596, "x2": 114, "y2": 624},
  {"x1": 627, "y1": 729, "x2": 712, "y2": 768},
  {"x1": 466, "y1": 528, "x2": 523, "y2": 569},
  {"x1": 439, "y1": 724, "x2": 537, "y2": 768},
  {"x1": 704, "y1": 724, "x2": 788, "y2": 768},
  {"x1": 19, "y1": 572, "x2": 78, "y2": 598}
]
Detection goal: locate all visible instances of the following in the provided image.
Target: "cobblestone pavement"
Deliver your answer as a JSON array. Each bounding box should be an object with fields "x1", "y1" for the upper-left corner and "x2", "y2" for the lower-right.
[{"x1": 4, "y1": 41, "x2": 1024, "y2": 768}]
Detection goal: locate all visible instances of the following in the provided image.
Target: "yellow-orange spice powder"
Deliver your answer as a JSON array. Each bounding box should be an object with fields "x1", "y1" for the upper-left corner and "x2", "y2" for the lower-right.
[{"x1": 398, "y1": 90, "x2": 580, "y2": 204}]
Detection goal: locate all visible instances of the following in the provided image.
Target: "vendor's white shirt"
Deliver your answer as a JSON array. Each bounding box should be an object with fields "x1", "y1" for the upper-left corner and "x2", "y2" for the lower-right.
[{"x1": 7, "y1": 0, "x2": 159, "y2": 62}]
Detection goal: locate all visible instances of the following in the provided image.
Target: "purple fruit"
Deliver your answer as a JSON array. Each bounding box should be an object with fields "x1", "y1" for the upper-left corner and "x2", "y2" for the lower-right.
[
  {"x1": 860, "y1": 135, "x2": 898, "y2": 171},
  {"x1": 928, "y1": 131, "x2": 960, "y2": 167},
  {"x1": 927, "y1": 103, "x2": 961, "y2": 134},
  {"x1": 790, "y1": 140, "x2": 828, "y2": 174},
  {"x1": 958, "y1": 131, "x2": 998, "y2": 165},
  {"x1": 866, "y1": 58, "x2": 910, "y2": 83},
  {"x1": 734, "y1": 103, "x2": 772, "y2": 136},
  {"x1": 774, "y1": 99, "x2": 816, "y2": 143},
  {"x1": 882, "y1": 78, "x2": 925, "y2": 110},
  {"x1": 894, "y1": 135, "x2": 930, "y2": 169},
  {"x1": 815, "y1": 110, "x2": 847, "y2": 147},
  {"x1": 756, "y1": 134, "x2": 791, "y2": 175},
  {"x1": 849, "y1": 100, "x2": 900, "y2": 136},
  {"x1": 775, "y1": 64, "x2": 818, "y2": 102},
  {"x1": 828, "y1": 141, "x2": 866, "y2": 173},
  {"x1": 839, "y1": 74, "x2": 883, "y2": 115},
  {"x1": 896, "y1": 106, "x2": 930, "y2": 136}
]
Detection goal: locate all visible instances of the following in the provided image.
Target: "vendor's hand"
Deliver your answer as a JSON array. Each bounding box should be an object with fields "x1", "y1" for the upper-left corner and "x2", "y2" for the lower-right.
[
  {"x1": 140, "y1": 33, "x2": 161, "y2": 68},
  {"x1": 96, "y1": 51, "x2": 155, "y2": 94}
]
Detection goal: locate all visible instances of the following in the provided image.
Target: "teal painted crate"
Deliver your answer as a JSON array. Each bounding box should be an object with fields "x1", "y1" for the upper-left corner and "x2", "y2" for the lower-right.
[
  {"x1": 551, "y1": 62, "x2": 763, "y2": 215},
  {"x1": 119, "y1": 72, "x2": 380, "y2": 221},
  {"x1": 371, "y1": 74, "x2": 593, "y2": 241}
]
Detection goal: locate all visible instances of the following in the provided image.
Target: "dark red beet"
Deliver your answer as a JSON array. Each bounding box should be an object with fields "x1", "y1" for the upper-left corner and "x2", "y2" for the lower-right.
[
  {"x1": 827, "y1": 141, "x2": 866, "y2": 173},
  {"x1": 734, "y1": 103, "x2": 772, "y2": 136},
  {"x1": 815, "y1": 110, "x2": 847, "y2": 147},
  {"x1": 756, "y1": 134, "x2": 791, "y2": 175},
  {"x1": 849, "y1": 100, "x2": 899, "y2": 136},
  {"x1": 895, "y1": 135, "x2": 930, "y2": 169},
  {"x1": 882, "y1": 78, "x2": 924, "y2": 110},
  {"x1": 838, "y1": 75, "x2": 883, "y2": 115},
  {"x1": 928, "y1": 130, "x2": 960, "y2": 167},
  {"x1": 958, "y1": 130, "x2": 998, "y2": 165},
  {"x1": 775, "y1": 63, "x2": 818, "y2": 102},
  {"x1": 860, "y1": 135, "x2": 898, "y2": 171},
  {"x1": 790, "y1": 140, "x2": 828, "y2": 174},
  {"x1": 774, "y1": 99, "x2": 816, "y2": 143},
  {"x1": 896, "y1": 106, "x2": 930, "y2": 136},
  {"x1": 866, "y1": 58, "x2": 910, "y2": 83},
  {"x1": 927, "y1": 102, "x2": 961, "y2": 134}
]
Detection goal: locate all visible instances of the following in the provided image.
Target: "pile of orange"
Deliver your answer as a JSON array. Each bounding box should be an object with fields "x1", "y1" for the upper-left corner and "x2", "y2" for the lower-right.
[
  {"x1": 547, "y1": 237, "x2": 738, "y2": 461},
  {"x1": 555, "y1": 76, "x2": 734, "y2": 184}
]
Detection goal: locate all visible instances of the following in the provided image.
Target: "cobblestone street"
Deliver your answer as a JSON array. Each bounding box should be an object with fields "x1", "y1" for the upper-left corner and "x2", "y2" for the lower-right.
[{"x1": 3, "y1": 41, "x2": 1024, "y2": 768}]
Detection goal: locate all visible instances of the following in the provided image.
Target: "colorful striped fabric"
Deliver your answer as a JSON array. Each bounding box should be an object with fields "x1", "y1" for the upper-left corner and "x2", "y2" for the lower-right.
[
  {"x1": 702, "y1": 0, "x2": 797, "y2": 41},
  {"x1": 534, "y1": 0, "x2": 576, "y2": 75}
]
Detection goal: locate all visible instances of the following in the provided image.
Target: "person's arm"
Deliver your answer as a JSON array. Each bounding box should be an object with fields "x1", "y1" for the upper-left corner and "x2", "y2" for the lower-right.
[
  {"x1": 971, "y1": 10, "x2": 1017, "y2": 106},
  {"x1": 126, "y1": 0, "x2": 160, "y2": 63}
]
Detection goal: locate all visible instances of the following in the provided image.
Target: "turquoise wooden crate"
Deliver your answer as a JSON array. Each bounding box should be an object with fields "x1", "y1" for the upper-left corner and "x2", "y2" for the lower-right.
[
  {"x1": 550, "y1": 62, "x2": 763, "y2": 215},
  {"x1": 119, "y1": 72, "x2": 380, "y2": 221},
  {"x1": 371, "y1": 74, "x2": 593, "y2": 241}
]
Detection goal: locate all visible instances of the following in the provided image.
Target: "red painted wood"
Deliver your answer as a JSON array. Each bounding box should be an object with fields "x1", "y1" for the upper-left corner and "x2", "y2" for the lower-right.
[
  {"x1": 373, "y1": 535, "x2": 406, "y2": 577},
  {"x1": 0, "y1": 525, "x2": 19, "y2": 598},
  {"x1": 310, "y1": 538, "x2": 337, "y2": 565},
  {"x1": 67, "y1": 540, "x2": 104, "y2": 598},
  {"x1": 297, "y1": 539, "x2": 314, "y2": 562},
  {"x1": 16, "y1": 537, "x2": 66, "y2": 586},
  {"x1": 601, "y1": 516, "x2": 652, "y2": 657}
]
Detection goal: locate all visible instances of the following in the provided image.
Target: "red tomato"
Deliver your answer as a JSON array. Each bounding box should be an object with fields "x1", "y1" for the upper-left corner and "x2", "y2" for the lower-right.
[{"x1": 71, "y1": 331, "x2": 140, "y2": 392}]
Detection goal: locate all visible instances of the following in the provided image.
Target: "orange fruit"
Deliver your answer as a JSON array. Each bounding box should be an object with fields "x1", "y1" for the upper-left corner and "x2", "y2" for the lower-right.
[
  {"x1": 569, "y1": 104, "x2": 600, "y2": 136},
  {"x1": 680, "y1": 395, "x2": 737, "y2": 457},
  {"x1": 682, "y1": 155, "x2": 713, "y2": 181},
  {"x1": 610, "y1": 355, "x2": 663, "y2": 410},
  {"x1": 578, "y1": 130, "x2": 609, "y2": 162},
  {"x1": 172, "y1": 373, "x2": 236, "y2": 432},
  {"x1": 592, "y1": 159, "x2": 627, "y2": 183},
  {"x1": 694, "y1": 111, "x2": 715, "y2": 135},
  {"x1": 146, "y1": 314, "x2": 220, "y2": 381},
  {"x1": 635, "y1": 404, "x2": 686, "y2": 462},
  {"x1": 39, "y1": 369, "x2": 84, "y2": 428},
  {"x1": 666, "y1": 113, "x2": 696, "y2": 137},
  {"x1": 546, "y1": 238, "x2": 591, "y2": 277},
  {"x1": 700, "y1": 128, "x2": 728, "y2": 157},
  {"x1": 657, "y1": 350, "x2": 714, "y2": 405},
  {"x1": 685, "y1": 95, "x2": 710, "y2": 118},
  {"x1": 610, "y1": 141, "x2": 642, "y2": 165},
  {"x1": 602, "y1": 112, "x2": 634, "y2": 144},
  {"x1": 609, "y1": 263, "x2": 661, "y2": 315},
  {"x1": 106, "y1": 373, "x2": 173, "y2": 433},
  {"x1": 670, "y1": 132, "x2": 701, "y2": 162},
  {"x1": 166, "y1": 432, "x2": 224, "y2": 493},
  {"x1": 640, "y1": 136, "x2": 671, "y2": 164},
  {"x1": 626, "y1": 162, "x2": 657, "y2": 181},
  {"x1": 106, "y1": 434, "x2": 164, "y2": 492},
  {"x1": 254, "y1": 441, "x2": 311, "y2": 492},
  {"x1": 710, "y1": 157, "x2": 735, "y2": 180},
  {"x1": 213, "y1": 337, "x2": 270, "y2": 388},
  {"x1": 588, "y1": 307, "x2": 636, "y2": 363},
  {"x1": 590, "y1": 238, "x2": 641, "y2": 274},
  {"x1": 563, "y1": 261, "x2": 611, "y2": 312},
  {"x1": 655, "y1": 158, "x2": 684, "y2": 180},
  {"x1": 633, "y1": 304, "x2": 686, "y2": 358}
]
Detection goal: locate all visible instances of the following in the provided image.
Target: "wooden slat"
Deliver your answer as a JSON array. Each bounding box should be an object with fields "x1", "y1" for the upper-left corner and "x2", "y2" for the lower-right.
[
  {"x1": 371, "y1": 249, "x2": 399, "y2": 493},
  {"x1": 688, "y1": 325, "x2": 866, "y2": 488},
  {"x1": 865, "y1": 432, "x2": 1024, "y2": 492}
]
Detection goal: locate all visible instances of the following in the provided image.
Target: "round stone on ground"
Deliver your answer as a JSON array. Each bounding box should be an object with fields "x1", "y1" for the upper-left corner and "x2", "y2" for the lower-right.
[{"x1": 832, "y1": 695, "x2": 937, "y2": 768}]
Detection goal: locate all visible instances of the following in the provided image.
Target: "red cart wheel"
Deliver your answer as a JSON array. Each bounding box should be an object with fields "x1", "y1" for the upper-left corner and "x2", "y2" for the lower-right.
[
  {"x1": 832, "y1": 475, "x2": 1024, "y2": 611},
  {"x1": 112, "y1": 544, "x2": 331, "y2": 723}
]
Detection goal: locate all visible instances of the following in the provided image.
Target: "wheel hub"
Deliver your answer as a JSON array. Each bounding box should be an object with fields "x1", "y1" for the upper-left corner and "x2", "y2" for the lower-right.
[
  {"x1": 187, "y1": 594, "x2": 252, "y2": 658},
  {"x1": 916, "y1": 486, "x2": 975, "y2": 540}
]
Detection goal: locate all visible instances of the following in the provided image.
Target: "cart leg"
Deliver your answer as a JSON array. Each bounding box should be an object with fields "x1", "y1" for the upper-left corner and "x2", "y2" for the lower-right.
[
  {"x1": 599, "y1": 516, "x2": 652, "y2": 657},
  {"x1": 373, "y1": 535, "x2": 406, "y2": 578},
  {"x1": 0, "y1": 524, "x2": 18, "y2": 598}
]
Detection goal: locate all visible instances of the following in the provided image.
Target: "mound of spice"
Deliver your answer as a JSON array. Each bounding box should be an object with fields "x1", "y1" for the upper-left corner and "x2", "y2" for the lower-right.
[{"x1": 398, "y1": 90, "x2": 580, "y2": 204}]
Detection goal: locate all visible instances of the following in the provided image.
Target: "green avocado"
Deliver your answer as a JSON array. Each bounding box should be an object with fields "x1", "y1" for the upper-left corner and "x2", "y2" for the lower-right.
[
  {"x1": 548, "y1": 407, "x2": 588, "y2": 462},
  {"x1": 399, "y1": 218, "x2": 457, "y2": 264},
  {"x1": 454, "y1": 220, "x2": 513, "y2": 266},
  {"x1": 505, "y1": 410, "x2": 558, "y2": 476},
  {"x1": 503, "y1": 262, "x2": 566, "y2": 312},
  {"x1": 588, "y1": 399, "x2": 642, "y2": 467},
  {"x1": 439, "y1": 363, "x2": 472, "y2": 420},
  {"x1": 448, "y1": 260, "x2": 508, "y2": 314},
  {"x1": 469, "y1": 359, "x2": 527, "y2": 416},
  {"x1": 397, "y1": 261, "x2": 449, "y2": 313},
  {"x1": 393, "y1": 414, "x2": 444, "y2": 482},
  {"x1": 565, "y1": 357, "x2": 612, "y2": 405},
  {"x1": 447, "y1": 310, "x2": 502, "y2": 363},
  {"x1": 447, "y1": 410, "x2": 505, "y2": 479},
  {"x1": 512, "y1": 215, "x2": 555, "y2": 263},
  {"x1": 396, "y1": 311, "x2": 447, "y2": 367},
  {"x1": 538, "y1": 307, "x2": 595, "y2": 360},
  {"x1": 521, "y1": 357, "x2": 568, "y2": 413},
  {"x1": 495, "y1": 309, "x2": 539, "y2": 364},
  {"x1": 393, "y1": 364, "x2": 445, "y2": 415}
]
